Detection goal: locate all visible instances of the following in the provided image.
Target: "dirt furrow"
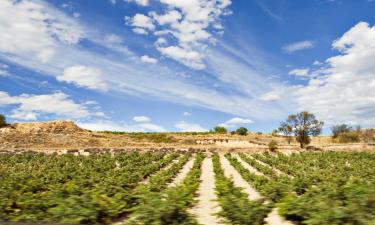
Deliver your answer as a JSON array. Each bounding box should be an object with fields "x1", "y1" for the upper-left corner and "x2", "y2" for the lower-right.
[
  {"x1": 140, "y1": 155, "x2": 181, "y2": 184},
  {"x1": 190, "y1": 156, "x2": 223, "y2": 225},
  {"x1": 233, "y1": 154, "x2": 264, "y2": 176},
  {"x1": 220, "y1": 154, "x2": 261, "y2": 200},
  {"x1": 231, "y1": 154, "x2": 294, "y2": 225},
  {"x1": 168, "y1": 155, "x2": 195, "y2": 187},
  {"x1": 249, "y1": 155, "x2": 291, "y2": 178}
]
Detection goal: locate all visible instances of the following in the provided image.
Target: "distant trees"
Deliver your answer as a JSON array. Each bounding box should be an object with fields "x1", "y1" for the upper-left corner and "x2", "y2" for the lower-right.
[
  {"x1": 213, "y1": 126, "x2": 228, "y2": 134},
  {"x1": 279, "y1": 112, "x2": 324, "y2": 148},
  {"x1": 236, "y1": 127, "x2": 248, "y2": 136},
  {"x1": 278, "y1": 122, "x2": 293, "y2": 144},
  {"x1": 0, "y1": 114, "x2": 6, "y2": 128},
  {"x1": 331, "y1": 124, "x2": 360, "y2": 143}
]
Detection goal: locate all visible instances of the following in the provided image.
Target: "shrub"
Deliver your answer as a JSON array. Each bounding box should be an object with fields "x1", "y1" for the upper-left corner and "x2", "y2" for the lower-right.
[
  {"x1": 236, "y1": 127, "x2": 248, "y2": 136},
  {"x1": 214, "y1": 126, "x2": 227, "y2": 134},
  {"x1": 338, "y1": 132, "x2": 360, "y2": 143},
  {"x1": 361, "y1": 129, "x2": 375, "y2": 143},
  {"x1": 0, "y1": 114, "x2": 6, "y2": 128},
  {"x1": 268, "y1": 140, "x2": 278, "y2": 152}
]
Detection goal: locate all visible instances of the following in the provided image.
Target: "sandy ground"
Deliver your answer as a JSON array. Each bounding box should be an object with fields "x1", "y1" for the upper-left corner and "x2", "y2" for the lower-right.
[
  {"x1": 232, "y1": 154, "x2": 264, "y2": 176},
  {"x1": 189, "y1": 156, "x2": 223, "y2": 225},
  {"x1": 168, "y1": 155, "x2": 195, "y2": 187},
  {"x1": 140, "y1": 155, "x2": 182, "y2": 184},
  {"x1": 220, "y1": 154, "x2": 261, "y2": 200},
  {"x1": 248, "y1": 155, "x2": 290, "y2": 177},
  {"x1": 231, "y1": 154, "x2": 294, "y2": 225}
]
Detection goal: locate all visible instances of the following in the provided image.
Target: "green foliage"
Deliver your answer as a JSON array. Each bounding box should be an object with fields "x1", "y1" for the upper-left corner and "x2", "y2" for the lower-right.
[
  {"x1": 331, "y1": 124, "x2": 361, "y2": 143},
  {"x1": 0, "y1": 152, "x2": 180, "y2": 224},
  {"x1": 251, "y1": 151, "x2": 375, "y2": 224},
  {"x1": 213, "y1": 126, "x2": 227, "y2": 134},
  {"x1": 126, "y1": 153, "x2": 205, "y2": 225},
  {"x1": 212, "y1": 154, "x2": 272, "y2": 224},
  {"x1": 331, "y1": 124, "x2": 352, "y2": 138},
  {"x1": 236, "y1": 127, "x2": 248, "y2": 136},
  {"x1": 280, "y1": 111, "x2": 324, "y2": 148},
  {"x1": 338, "y1": 131, "x2": 360, "y2": 143},
  {"x1": 268, "y1": 140, "x2": 278, "y2": 152},
  {"x1": 0, "y1": 114, "x2": 6, "y2": 127}
]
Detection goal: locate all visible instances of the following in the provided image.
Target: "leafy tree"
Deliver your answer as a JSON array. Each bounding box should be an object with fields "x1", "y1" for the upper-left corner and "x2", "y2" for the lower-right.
[
  {"x1": 278, "y1": 122, "x2": 293, "y2": 144},
  {"x1": 214, "y1": 126, "x2": 227, "y2": 134},
  {"x1": 331, "y1": 124, "x2": 352, "y2": 138},
  {"x1": 331, "y1": 124, "x2": 361, "y2": 143},
  {"x1": 236, "y1": 127, "x2": 248, "y2": 136},
  {"x1": 0, "y1": 114, "x2": 6, "y2": 128},
  {"x1": 280, "y1": 111, "x2": 324, "y2": 148}
]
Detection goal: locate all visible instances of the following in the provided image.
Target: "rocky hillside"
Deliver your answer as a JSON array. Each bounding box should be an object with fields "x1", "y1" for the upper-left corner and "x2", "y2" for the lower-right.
[{"x1": 0, "y1": 120, "x2": 85, "y2": 134}]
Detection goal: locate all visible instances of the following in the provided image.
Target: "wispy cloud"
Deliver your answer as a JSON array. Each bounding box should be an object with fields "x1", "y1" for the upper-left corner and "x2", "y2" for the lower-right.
[{"x1": 282, "y1": 40, "x2": 314, "y2": 53}]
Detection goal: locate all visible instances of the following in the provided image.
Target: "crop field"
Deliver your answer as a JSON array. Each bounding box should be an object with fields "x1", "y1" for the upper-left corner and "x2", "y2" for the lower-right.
[{"x1": 0, "y1": 151, "x2": 374, "y2": 225}]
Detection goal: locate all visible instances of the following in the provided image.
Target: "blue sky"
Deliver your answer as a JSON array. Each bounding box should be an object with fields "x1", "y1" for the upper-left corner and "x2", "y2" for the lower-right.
[{"x1": 0, "y1": 0, "x2": 374, "y2": 133}]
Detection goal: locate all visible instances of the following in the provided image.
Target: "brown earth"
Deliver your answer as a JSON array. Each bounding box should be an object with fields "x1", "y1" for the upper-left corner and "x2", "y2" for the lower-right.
[{"x1": 0, "y1": 120, "x2": 374, "y2": 154}]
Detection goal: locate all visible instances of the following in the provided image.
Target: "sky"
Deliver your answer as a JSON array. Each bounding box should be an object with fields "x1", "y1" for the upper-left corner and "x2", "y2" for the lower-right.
[{"x1": 0, "y1": 0, "x2": 374, "y2": 133}]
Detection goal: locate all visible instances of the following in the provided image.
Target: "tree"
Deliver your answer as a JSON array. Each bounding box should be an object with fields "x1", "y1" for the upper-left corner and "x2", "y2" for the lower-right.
[
  {"x1": 236, "y1": 127, "x2": 248, "y2": 136},
  {"x1": 331, "y1": 124, "x2": 361, "y2": 143},
  {"x1": 278, "y1": 122, "x2": 292, "y2": 144},
  {"x1": 214, "y1": 126, "x2": 227, "y2": 134},
  {"x1": 331, "y1": 124, "x2": 351, "y2": 138},
  {"x1": 280, "y1": 112, "x2": 324, "y2": 148},
  {"x1": 0, "y1": 114, "x2": 6, "y2": 128}
]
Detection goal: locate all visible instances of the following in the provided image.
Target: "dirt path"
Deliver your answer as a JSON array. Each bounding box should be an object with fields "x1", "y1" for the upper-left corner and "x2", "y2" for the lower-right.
[
  {"x1": 168, "y1": 155, "x2": 195, "y2": 187},
  {"x1": 220, "y1": 154, "x2": 261, "y2": 200},
  {"x1": 140, "y1": 155, "x2": 182, "y2": 184},
  {"x1": 190, "y1": 156, "x2": 223, "y2": 225},
  {"x1": 248, "y1": 155, "x2": 291, "y2": 178},
  {"x1": 232, "y1": 154, "x2": 264, "y2": 176},
  {"x1": 230, "y1": 154, "x2": 294, "y2": 225}
]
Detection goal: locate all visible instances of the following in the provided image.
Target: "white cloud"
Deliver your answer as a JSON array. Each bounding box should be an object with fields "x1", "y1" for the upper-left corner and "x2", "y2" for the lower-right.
[
  {"x1": 57, "y1": 65, "x2": 107, "y2": 91},
  {"x1": 288, "y1": 68, "x2": 310, "y2": 77},
  {"x1": 218, "y1": 117, "x2": 253, "y2": 128},
  {"x1": 282, "y1": 40, "x2": 314, "y2": 53},
  {"x1": 175, "y1": 121, "x2": 207, "y2": 132},
  {"x1": 0, "y1": 64, "x2": 10, "y2": 77},
  {"x1": 183, "y1": 111, "x2": 192, "y2": 116},
  {"x1": 141, "y1": 55, "x2": 158, "y2": 64},
  {"x1": 78, "y1": 120, "x2": 166, "y2": 132},
  {"x1": 312, "y1": 60, "x2": 323, "y2": 66},
  {"x1": 260, "y1": 90, "x2": 281, "y2": 101},
  {"x1": 133, "y1": 115, "x2": 151, "y2": 123},
  {"x1": 125, "y1": 0, "x2": 149, "y2": 6},
  {"x1": 105, "y1": 34, "x2": 122, "y2": 44},
  {"x1": 0, "y1": 0, "x2": 84, "y2": 63},
  {"x1": 157, "y1": 45, "x2": 205, "y2": 70},
  {"x1": 295, "y1": 22, "x2": 375, "y2": 127},
  {"x1": 126, "y1": 0, "x2": 232, "y2": 69},
  {"x1": 0, "y1": 91, "x2": 92, "y2": 121},
  {"x1": 128, "y1": 13, "x2": 155, "y2": 34}
]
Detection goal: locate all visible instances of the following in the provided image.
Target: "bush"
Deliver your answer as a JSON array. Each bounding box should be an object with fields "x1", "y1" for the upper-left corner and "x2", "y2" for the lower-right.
[
  {"x1": 214, "y1": 126, "x2": 227, "y2": 134},
  {"x1": 236, "y1": 127, "x2": 248, "y2": 136},
  {"x1": 268, "y1": 140, "x2": 278, "y2": 152},
  {"x1": 0, "y1": 114, "x2": 6, "y2": 128},
  {"x1": 338, "y1": 132, "x2": 360, "y2": 143},
  {"x1": 361, "y1": 129, "x2": 375, "y2": 143}
]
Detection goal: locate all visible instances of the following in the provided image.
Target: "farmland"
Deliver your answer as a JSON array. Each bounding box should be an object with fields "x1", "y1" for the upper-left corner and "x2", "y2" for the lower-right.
[{"x1": 0, "y1": 150, "x2": 374, "y2": 225}]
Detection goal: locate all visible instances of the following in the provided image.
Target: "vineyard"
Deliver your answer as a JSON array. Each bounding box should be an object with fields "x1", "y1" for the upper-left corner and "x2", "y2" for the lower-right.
[{"x1": 0, "y1": 151, "x2": 374, "y2": 225}]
